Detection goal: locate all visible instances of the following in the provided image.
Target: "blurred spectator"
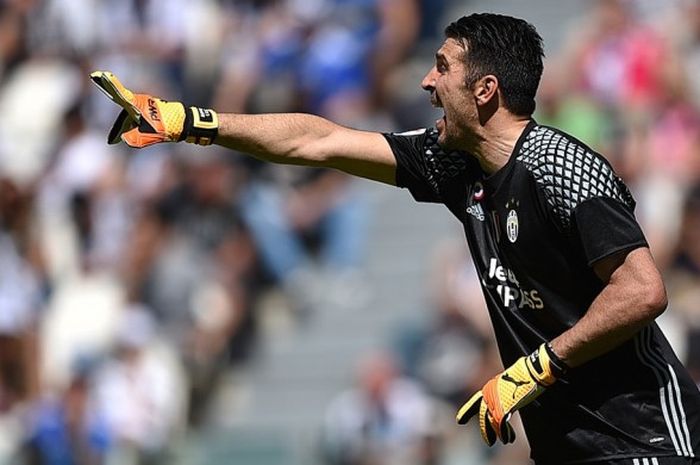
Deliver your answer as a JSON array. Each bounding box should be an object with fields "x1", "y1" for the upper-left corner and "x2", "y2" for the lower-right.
[
  {"x1": 0, "y1": 177, "x2": 43, "y2": 407},
  {"x1": 670, "y1": 184, "x2": 700, "y2": 281},
  {"x1": 0, "y1": 176, "x2": 44, "y2": 461},
  {"x1": 94, "y1": 305, "x2": 184, "y2": 465},
  {"x1": 39, "y1": 101, "x2": 129, "y2": 276},
  {"x1": 24, "y1": 360, "x2": 111, "y2": 465},
  {"x1": 321, "y1": 350, "x2": 438, "y2": 465},
  {"x1": 0, "y1": 57, "x2": 83, "y2": 187},
  {"x1": 535, "y1": 66, "x2": 615, "y2": 153},
  {"x1": 559, "y1": 0, "x2": 672, "y2": 112},
  {"x1": 0, "y1": 3, "x2": 27, "y2": 83},
  {"x1": 240, "y1": 166, "x2": 370, "y2": 316},
  {"x1": 631, "y1": 76, "x2": 700, "y2": 268},
  {"x1": 666, "y1": 184, "x2": 700, "y2": 357},
  {"x1": 393, "y1": 240, "x2": 491, "y2": 407},
  {"x1": 686, "y1": 328, "x2": 700, "y2": 386},
  {"x1": 121, "y1": 150, "x2": 257, "y2": 426},
  {"x1": 661, "y1": 0, "x2": 700, "y2": 109}
]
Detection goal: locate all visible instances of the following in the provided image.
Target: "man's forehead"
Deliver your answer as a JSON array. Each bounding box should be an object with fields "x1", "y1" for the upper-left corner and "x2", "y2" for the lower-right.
[{"x1": 436, "y1": 38, "x2": 466, "y2": 59}]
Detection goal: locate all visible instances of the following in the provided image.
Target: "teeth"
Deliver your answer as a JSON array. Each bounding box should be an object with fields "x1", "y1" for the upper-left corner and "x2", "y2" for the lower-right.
[{"x1": 430, "y1": 92, "x2": 442, "y2": 108}]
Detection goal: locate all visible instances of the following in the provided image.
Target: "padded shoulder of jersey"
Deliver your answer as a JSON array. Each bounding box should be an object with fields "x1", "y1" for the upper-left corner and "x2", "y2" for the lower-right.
[
  {"x1": 516, "y1": 125, "x2": 635, "y2": 229},
  {"x1": 418, "y1": 128, "x2": 470, "y2": 195}
]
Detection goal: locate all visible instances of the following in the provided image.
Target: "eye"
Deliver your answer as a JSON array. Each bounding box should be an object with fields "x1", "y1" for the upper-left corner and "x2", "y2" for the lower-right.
[{"x1": 437, "y1": 62, "x2": 447, "y2": 73}]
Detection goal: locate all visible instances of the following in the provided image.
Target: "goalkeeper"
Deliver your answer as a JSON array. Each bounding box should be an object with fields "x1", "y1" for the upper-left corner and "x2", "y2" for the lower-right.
[{"x1": 92, "y1": 12, "x2": 700, "y2": 465}]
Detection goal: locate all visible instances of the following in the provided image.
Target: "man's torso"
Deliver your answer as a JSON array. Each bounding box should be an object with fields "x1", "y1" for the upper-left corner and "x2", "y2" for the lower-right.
[{"x1": 384, "y1": 122, "x2": 700, "y2": 463}]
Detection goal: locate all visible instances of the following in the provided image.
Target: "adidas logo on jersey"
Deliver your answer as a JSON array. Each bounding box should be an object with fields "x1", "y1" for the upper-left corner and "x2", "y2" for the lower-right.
[{"x1": 467, "y1": 204, "x2": 485, "y2": 221}]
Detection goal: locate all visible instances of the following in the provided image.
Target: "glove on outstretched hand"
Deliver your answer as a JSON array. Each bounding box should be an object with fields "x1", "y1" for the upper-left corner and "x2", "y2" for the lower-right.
[
  {"x1": 90, "y1": 71, "x2": 218, "y2": 148},
  {"x1": 456, "y1": 343, "x2": 567, "y2": 446}
]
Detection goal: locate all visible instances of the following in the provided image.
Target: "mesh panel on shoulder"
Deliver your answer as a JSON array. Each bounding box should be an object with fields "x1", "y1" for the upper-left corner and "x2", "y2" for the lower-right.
[
  {"x1": 517, "y1": 125, "x2": 635, "y2": 229},
  {"x1": 421, "y1": 128, "x2": 469, "y2": 195}
]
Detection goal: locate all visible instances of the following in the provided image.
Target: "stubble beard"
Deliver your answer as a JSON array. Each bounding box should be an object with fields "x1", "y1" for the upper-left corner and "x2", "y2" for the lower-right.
[{"x1": 437, "y1": 116, "x2": 467, "y2": 151}]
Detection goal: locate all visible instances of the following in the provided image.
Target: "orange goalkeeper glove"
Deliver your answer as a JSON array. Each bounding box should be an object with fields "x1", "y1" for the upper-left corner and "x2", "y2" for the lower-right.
[
  {"x1": 456, "y1": 343, "x2": 567, "y2": 446},
  {"x1": 90, "y1": 71, "x2": 219, "y2": 148}
]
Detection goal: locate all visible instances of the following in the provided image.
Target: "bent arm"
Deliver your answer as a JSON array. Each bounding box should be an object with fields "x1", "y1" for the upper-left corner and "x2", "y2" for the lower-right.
[
  {"x1": 550, "y1": 247, "x2": 668, "y2": 367},
  {"x1": 215, "y1": 113, "x2": 398, "y2": 185}
]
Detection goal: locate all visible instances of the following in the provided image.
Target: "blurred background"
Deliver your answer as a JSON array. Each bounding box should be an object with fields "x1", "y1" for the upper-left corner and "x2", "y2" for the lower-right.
[{"x1": 0, "y1": 0, "x2": 699, "y2": 464}]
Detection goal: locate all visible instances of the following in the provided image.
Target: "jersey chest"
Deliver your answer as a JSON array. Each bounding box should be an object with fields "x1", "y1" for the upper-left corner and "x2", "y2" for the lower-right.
[
  {"x1": 452, "y1": 172, "x2": 560, "y2": 313},
  {"x1": 461, "y1": 176, "x2": 551, "y2": 256}
]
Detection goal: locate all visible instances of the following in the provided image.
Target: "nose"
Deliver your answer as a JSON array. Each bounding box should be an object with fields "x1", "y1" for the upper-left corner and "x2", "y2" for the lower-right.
[{"x1": 421, "y1": 66, "x2": 437, "y2": 92}]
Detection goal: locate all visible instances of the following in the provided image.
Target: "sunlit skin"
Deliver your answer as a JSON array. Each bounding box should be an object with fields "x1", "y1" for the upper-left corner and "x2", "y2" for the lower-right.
[{"x1": 420, "y1": 38, "x2": 530, "y2": 175}]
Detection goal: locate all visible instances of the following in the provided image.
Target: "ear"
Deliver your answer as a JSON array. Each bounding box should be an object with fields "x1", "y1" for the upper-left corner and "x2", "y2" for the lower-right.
[{"x1": 474, "y1": 75, "x2": 499, "y2": 107}]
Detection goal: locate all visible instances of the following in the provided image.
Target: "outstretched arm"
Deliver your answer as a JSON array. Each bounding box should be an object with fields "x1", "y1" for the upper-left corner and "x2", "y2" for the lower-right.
[
  {"x1": 214, "y1": 113, "x2": 397, "y2": 185},
  {"x1": 89, "y1": 71, "x2": 398, "y2": 185}
]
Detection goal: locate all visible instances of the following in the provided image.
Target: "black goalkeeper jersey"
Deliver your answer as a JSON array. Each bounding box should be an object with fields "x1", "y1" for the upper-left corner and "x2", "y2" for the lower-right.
[{"x1": 384, "y1": 121, "x2": 700, "y2": 464}]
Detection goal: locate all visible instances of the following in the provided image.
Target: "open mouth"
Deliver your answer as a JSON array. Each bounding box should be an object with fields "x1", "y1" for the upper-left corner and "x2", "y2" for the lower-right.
[
  {"x1": 430, "y1": 91, "x2": 443, "y2": 109},
  {"x1": 430, "y1": 92, "x2": 446, "y2": 130}
]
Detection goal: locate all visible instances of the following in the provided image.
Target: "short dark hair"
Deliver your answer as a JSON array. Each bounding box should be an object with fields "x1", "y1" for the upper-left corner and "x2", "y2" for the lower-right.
[{"x1": 445, "y1": 13, "x2": 544, "y2": 116}]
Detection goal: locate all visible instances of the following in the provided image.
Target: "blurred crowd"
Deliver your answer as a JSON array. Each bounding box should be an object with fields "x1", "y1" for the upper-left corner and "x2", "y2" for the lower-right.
[{"x1": 0, "y1": 0, "x2": 699, "y2": 464}]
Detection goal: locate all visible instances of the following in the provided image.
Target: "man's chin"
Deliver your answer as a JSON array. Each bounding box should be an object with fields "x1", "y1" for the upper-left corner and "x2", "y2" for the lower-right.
[
  {"x1": 436, "y1": 124, "x2": 469, "y2": 151},
  {"x1": 436, "y1": 130, "x2": 455, "y2": 150}
]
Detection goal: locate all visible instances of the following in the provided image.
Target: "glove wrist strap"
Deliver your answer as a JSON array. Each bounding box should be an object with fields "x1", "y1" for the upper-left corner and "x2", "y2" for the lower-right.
[
  {"x1": 182, "y1": 106, "x2": 219, "y2": 145},
  {"x1": 526, "y1": 343, "x2": 565, "y2": 386},
  {"x1": 544, "y1": 342, "x2": 569, "y2": 378}
]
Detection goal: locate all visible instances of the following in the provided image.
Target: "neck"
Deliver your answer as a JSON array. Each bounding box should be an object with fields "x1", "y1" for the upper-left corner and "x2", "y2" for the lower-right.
[{"x1": 461, "y1": 116, "x2": 531, "y2": 175}]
